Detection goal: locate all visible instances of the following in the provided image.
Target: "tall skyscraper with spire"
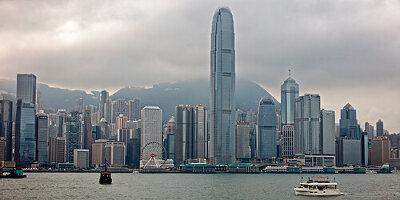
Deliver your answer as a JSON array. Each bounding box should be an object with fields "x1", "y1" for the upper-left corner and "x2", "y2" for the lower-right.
[
  {"x1": 281, "y1": 70, "x2": 299, "y2": 125},
  {"x1": 210, "y1": 7, "x2": 236, "y2": 165}
]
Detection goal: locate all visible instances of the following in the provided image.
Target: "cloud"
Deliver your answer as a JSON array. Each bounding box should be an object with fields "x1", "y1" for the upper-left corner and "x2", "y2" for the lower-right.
[{"x1": 0, "y1": 0, "x2": 399, "y2": 132}]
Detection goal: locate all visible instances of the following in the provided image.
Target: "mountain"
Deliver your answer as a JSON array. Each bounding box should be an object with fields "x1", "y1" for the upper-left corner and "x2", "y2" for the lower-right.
[
  {"x1": 111, "y1": 79, "x2": 280, "y2": 120},
  {"x1": 0, "y1": 79, "x2": 279, "y2": 120}
]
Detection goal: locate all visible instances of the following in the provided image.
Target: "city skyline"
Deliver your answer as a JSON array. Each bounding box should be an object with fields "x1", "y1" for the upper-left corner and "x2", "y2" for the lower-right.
[{"x1": 0, "y1": 1, "x2": 399, "y2": 134}]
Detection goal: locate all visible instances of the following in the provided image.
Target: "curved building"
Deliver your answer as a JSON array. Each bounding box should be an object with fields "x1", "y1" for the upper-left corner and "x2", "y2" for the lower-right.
[
  {"x1": 210, "y1": 7, "x2": 236, "y2": 165},
  {"x1": 257, "y1": 98, "x2": 277, "y2": 159}
]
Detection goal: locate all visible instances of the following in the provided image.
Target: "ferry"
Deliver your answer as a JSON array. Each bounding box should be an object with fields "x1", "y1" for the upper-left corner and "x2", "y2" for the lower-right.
[
  {"x1": 294, "y1": 176, "x2": 344, "y2": 196},
  {"x1": 0, "y1": 167, "x2": 27, "y2": 179}
]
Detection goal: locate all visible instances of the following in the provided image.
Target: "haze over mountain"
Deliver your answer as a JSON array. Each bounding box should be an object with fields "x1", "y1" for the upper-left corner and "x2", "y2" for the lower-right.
[{"x1": 0, "y1": 79, "x2": 279, "y2": 120}]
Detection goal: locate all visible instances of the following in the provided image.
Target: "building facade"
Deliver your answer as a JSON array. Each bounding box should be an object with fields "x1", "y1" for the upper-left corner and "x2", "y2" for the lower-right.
[
  {"x1": 17, "y1": 74, "x2": 36, "y2": 104},
  {"x1": 371, "y1": 136, "x2": 391, "y2": 166},
  {"x1": 339, "y1": 104, "x2": 361, "y2": 138},
  {"x1": 50, "y1": 137, "x2": 65, "y2": 164},
  {"x1": 257, "y1": 98, "x2": 277, "y2": 159},
  {"x1": 36, "y1": 115, "x2": 49, "y2": 164},
  {"x1": 105, "y1": 141, "x2": 126, "y2": 166},
  {"x1": 376, "y1": 120, "x2": 384, "y2": 137},
  {"x1": 294, "y1": 94, "x2": 321, "y2": 155},
  {"x1": 236, "y1": 122, "x2": 250, "y2": 161},
  {"x1": 281, "y1": 125, "x2": 294, "y2": 158},
  {"x1": 73, "y1": 149, "x2": 89, "y2": 168},
  {"x1": 128, "y1": 98, "x2": 141, "y2": 121},
  {"x1": 210, "y1": 7, "x2": 236, "y2": 165},
  {"x1": 140, "y1": 106, "x2": 162, "y2": 163},
  {"x1": 320, "y1": 109, "x2": 335, "y2": 155},
  {"x1": 281, "y1": 76, "x2": 299, "y2": 125},
  {"x1": 15, "y1": 100, "x2": 36, "y2": 167},
  {"x1": 0, "y1": 100, "x2": 13, "y2": 161}
]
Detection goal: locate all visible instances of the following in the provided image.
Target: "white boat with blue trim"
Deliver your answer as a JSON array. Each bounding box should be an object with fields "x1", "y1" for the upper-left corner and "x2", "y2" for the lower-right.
[{"x1": 294, "y1": 176, "x2": 344, "y2": 196}]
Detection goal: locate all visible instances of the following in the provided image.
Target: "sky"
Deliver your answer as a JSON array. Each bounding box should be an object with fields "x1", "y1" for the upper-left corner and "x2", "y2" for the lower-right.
[{"x1": 0, "y1": 0, "x2": 399, "y2": 133}]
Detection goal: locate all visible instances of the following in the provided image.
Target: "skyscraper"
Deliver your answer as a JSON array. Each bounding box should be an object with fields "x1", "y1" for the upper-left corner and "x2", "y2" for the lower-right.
[
  {"x1": 365, "y1": 122, "x2": 375, "y2": 139},
  {"x1": 49, "y1": 137, "x2": 65, "y2": 164},
  {"x1": 320, "y1": 109, "x2": 335, "y2": 155},
  {"x1": 36, "y1": 114, "x2": 49, "y2": 164},
  {"x1": 281, "y1": 125, "x2": 294, "y2": 157},
  {"x1": 281, "y1": 74, "x2": 299, "y2": 125},
  {"x1": 128, "y1": 98, "x2": 141, "y2": 121},
  {"x1": 15, "y1": 100, "x2": 36, "y2": 167},
  {"x1": 17, "y1": 74, "x2": 36, "y2": 104},
  {"x1": 174, "y1": 105, "x2": 193, "y2": 164},
  {"x1": 83, "y1": 110, "x2": 92, "y2": 165},
  {"x1": 294, "y1": 94, "x2": 321, "y2": 155},
  {"x1": 210, "y1": 7, "x2": 236, "y2": 165},
  {"x1": 371, "y1": 136, "x2": 391, "y2": 166},
  {"x1": 140, "y1": 106, "x2": 162, "y2": 165},
  {"x1": 376, "y1": 120, "x2": 384, "y2": 137},
  {"x1": 0, "y1": 100, "x2": 13, "y2": 161},
  {"x1": 257, "y1": 98, "x2": 277, "y2": 159},
  {"x1": 111, "y1": 99, "x2": 127, "y2": 123},
  {"x1": 236, "y1": 122, "x2": 250, "y2": 162},
  {"x1": 65, "y1": 111, "x2": 82, "y2": 163},
  {"x1": 74, "y1": 149, "x2": 89, "y2": 169},
  {"x1": 193, "y1": 105, "x2": 208, "y2": 159},
  {"x1": 105, "y1": 141, "x2": 125, "y2": 166},
  {"x1": 339, "y1": 103, "x2": 361, "y2": 138},
  {"x1": 100, "y1": 90, "x2": 109, "y2": 119}
]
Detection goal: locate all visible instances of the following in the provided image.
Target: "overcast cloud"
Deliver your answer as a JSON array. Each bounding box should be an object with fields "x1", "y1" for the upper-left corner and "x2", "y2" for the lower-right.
[{"x1": 0, "y1": 0, "x2": 399, "y2": 132}]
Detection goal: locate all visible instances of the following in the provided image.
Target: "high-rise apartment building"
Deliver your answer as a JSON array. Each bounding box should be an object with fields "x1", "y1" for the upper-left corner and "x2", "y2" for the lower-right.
[
  {"x1": 36, "y1": 115, "x2": 49, "y2": 164},
  {"x1": 365, "y1": 122, "x2": 375, "y2": 139},
  {"x1": 0, "y1": 100, "x2": 13, "y2": 161},
  {"x1": 128, "y1": 98, "x2": 141, "y2": 121},
  {"x1": 257, "y1": 98, "x2": 277, "y2": 159},
  {"x1": 116, "y1": 114, "x2": 128, "y2": 130},
  {"x1": 17, "y1": 74, "x2": 36, "y2": 104},
  {"x1": 321, "y1": 109, "x2": 335, "y2": 155},
  {"x1": 15, "y1": 100, "x2": 36, "y2": 167},
  {"x1": 111, "y1": 99, "x2": 127, "y2": 123},
  {"x1": 294, "y1": 94, "x2": 321, "y2": 155},
  {"x1": 210, "y1": 7, "x2": 236, "y2": 165}
]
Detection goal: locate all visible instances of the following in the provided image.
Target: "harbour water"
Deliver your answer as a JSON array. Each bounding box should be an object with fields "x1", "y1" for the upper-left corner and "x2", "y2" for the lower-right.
[{"x1": 1, "y1": 173, "x2": 399, "y2": 199}]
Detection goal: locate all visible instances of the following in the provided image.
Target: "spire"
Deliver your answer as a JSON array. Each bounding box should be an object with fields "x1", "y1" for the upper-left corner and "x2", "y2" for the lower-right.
[{"x1": 288, "y1": 69, "x2": 291, "y2": 78}]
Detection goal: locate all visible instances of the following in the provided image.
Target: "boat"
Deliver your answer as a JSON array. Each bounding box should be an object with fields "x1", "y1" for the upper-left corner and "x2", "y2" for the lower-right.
[
  {"x1": 0, "y1": 167, "x2": 27, "y2": 179},
  {"x1": 294, "y1": 176, "x2": 344, "y2": 196},
  {"x1": 99, "y1": 161, "x2": 112, "y2": 184}
]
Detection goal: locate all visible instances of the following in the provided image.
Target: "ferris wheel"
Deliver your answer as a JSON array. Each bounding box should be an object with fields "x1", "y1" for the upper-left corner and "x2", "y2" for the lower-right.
[{"x1": 140, "y1": 141, "x2": 167, "y2": 168}]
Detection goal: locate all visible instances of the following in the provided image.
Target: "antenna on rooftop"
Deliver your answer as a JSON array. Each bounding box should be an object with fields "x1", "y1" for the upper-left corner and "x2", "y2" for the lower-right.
[{"x1": 288, "y1": 69, "x2": 292, "y2": 77}]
